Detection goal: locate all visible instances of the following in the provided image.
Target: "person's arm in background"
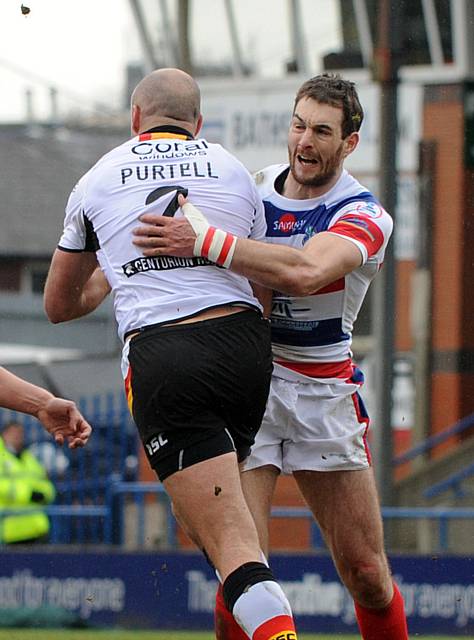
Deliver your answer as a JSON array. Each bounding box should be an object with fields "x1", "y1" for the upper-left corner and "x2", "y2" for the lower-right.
[
  {"x1": 0, "y1": 367, "x2": 92, "y2": 448},
  {"x1": 44, "y1": 251, "x2": 111, "y2": 323}
]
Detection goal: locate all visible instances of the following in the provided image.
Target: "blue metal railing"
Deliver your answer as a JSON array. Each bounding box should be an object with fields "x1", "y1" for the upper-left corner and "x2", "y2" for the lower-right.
[
  {"x1": 102, "y1": 483, "x2": 474, "y2": 553},
  {"x1": 423, "y1": 462, "x2": 474, "y2": 499},
  {"x1": 381, "y1": 506, "x2": 474, "y2": 551},
  {"x1": 1, "y1": 482, "x2": 473, "y2": 552},
  {"x1": 0, "y1": 504, "x2": 108, "y2": 544},
  {"x1": 104, "y1": 481, "x2": 176, "y2": 548},
  {"x1": 271, "y1": 505, "x2": 474, "y2": 553},
  {"x1": 393, "y1": 411, "x2": 474, "y2": 466},
  {"x1": 393, "y1": 412, "x2": 474, "y2": 502},
  {"x1": 1, "y1": 393, "x2": 473, "y2": 551},
  {"x1": 0, "y1": 391, "x2": 138, "y2": 545}
]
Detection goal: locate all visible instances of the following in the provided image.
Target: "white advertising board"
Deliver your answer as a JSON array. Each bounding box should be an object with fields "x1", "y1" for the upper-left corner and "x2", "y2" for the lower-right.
[{"x1": 200, "y1": 77, "x2": 423, "y2": 174}]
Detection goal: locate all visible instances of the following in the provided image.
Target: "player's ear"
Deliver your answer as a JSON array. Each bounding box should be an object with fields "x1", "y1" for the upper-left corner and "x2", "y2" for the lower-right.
[
  {"x1": 131, "y1": 104, "x2": 141, "y2": 135},
  {"x1": 343, "y1": 131, "x2": 359, "y2": 158},
  {"x1": 194, "y1": 114, "x2": 203, "y2": 137}
]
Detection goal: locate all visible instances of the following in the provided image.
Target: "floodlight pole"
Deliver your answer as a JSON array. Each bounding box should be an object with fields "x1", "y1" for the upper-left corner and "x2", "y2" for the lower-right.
[
  {"x1": 371, "y1": 0, "x2": 401, "y2": 507},
  {"x1": 224, "y1": 0, "x2": 245, "y2": 76},
  {"x1": 177, "y1": 0, "x2": 193, "y2": 74},
  {"x1": 128, "y1": 0, "x2": 158, "y2": 72},
  {"x1": 158, "y1": 0, "x2": 180, "y2": 67},
  {"x1": 288, "y1": 0, "x2": 308, "y2": 75}
]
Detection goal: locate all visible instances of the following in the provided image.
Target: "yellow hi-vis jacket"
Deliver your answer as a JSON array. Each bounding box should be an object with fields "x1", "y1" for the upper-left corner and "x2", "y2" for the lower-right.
[{"x1": 0, "y1": 438, "x2": 56, "y2": 543}]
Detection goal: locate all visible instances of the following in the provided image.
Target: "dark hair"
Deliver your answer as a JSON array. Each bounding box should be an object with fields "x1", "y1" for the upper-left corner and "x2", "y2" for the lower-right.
[{"x1": 293, "y1": 73, "x2": 364, "y2": 138}]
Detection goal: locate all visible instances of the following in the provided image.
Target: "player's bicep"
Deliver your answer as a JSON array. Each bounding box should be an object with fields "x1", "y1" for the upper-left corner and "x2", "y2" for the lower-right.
[
  {"x1": 327, "y1": 203, "x2": 392, "y2": 262},
  {"x1": 302, "y1": 232, "x2": 363, "y2": 287}
]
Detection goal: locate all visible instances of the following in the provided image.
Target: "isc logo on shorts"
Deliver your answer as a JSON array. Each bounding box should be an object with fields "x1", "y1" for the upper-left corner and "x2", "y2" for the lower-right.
[
  {"x1": 145, "y1": 434, "x2": 169, "y2": 456},
  {"x1": 268, "y1": 632, "x2": 297, "y2": 640}
]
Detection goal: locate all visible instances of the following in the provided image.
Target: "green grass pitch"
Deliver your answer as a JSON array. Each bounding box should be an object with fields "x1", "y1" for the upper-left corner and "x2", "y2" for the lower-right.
[{"x1": 0, "y1": 631, "x2": 469, "y2": 640}]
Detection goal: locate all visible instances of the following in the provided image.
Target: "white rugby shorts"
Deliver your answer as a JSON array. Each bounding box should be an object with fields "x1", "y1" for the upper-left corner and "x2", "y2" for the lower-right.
[{"x1": 243, "y1": 367, "x2": 371, "y2": 474}]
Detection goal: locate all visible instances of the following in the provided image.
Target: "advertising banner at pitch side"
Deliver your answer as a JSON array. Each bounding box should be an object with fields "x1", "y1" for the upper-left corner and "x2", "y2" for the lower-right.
[{"x1": 0, "y1": 551, "x2": 473, "y2": 634}]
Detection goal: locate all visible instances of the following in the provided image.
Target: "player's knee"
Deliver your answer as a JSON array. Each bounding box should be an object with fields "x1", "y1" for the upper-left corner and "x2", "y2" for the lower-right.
[
  {"x1": 222, "y1": 562, "x2": 276, "y2": 612},
  {"x1": 346, "y1": 560, "x2": 392, "y2": 607}
]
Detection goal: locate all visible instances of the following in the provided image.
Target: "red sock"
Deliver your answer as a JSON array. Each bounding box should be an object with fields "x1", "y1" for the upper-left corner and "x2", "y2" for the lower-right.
[
  {"x1": 252, "y1": 615, "x2": 296, "y2": 640},
  {"x1": 354, "y1": 582, "x2": 408, "y2": 639},
  {"x1": 215, "y1": 583, "x2": 248, "y2": 640}
]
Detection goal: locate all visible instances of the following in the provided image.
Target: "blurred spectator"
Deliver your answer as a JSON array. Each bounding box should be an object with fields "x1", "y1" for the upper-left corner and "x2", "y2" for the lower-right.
[
  {"x1": 28, "y1": 441, "x2": 70, "y2": 478},
  {"x1": 0, "y1": 421, "x2": 56, "y2": 544}
]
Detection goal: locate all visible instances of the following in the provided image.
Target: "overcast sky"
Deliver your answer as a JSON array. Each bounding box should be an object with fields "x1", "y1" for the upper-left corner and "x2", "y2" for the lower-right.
[{"x1": 0, "y1": 0, "x2": 341, "y2": 121}]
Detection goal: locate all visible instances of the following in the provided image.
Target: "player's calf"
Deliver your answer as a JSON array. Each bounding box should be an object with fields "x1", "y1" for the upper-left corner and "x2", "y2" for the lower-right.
[{"x1": 354, "y1": 581, "x2": 408, "y2": 640}]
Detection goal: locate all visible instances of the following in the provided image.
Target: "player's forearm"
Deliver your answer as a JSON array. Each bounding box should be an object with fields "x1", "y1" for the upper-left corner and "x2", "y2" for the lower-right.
[
  {"x1": 78, "y1": 268, "x2": 111, "y2": 315},
  {"x1": 45, "y1": 286, "x2": 102, "y2": 323},
  {"x1": 134, "y1": 202, "x2": 347, "y2": 295},
  {"x1": 231, "y1": 238, "x2": 321, "y2": 296},
  {"x1": 176, "y1": 201, "x2": 322, "y2": 294},
  {"x1": 0, "y1": 368, "x2": 54, "y2": 417},
  {"x1": 60, "y1": 271, "x2": 110, "y2": 321},
  {"x1": 44, "y1": 255, "x2": 110, "y2": 323}
]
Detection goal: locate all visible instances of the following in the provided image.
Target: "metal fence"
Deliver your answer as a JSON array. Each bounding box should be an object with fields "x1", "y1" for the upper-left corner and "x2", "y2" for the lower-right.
[
  {"x1": 0, "y1": 392, "x2": 138, "y2": 545},
  {"x1": 1, "y1": 394, "x2": 474, "y2": 552}
]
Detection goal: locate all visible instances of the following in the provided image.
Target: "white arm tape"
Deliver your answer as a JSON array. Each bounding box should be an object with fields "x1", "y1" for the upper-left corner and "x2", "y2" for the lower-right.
[{"x1": 181, "y1": 202, "x2": 237, "y2": 268}]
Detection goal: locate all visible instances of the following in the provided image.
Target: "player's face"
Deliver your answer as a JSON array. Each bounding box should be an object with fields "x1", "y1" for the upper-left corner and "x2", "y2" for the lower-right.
[{"x1": 288, "y1": 98, "x2": 349, "y2": 190}]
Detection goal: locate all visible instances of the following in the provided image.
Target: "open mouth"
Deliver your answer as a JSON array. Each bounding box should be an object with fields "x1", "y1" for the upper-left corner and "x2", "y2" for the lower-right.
[{"x1": 297, "y1": 154, "x2": 318, "y2": 165}]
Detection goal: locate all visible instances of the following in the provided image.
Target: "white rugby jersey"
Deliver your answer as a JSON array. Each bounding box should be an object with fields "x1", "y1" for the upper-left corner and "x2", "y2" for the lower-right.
[
  {"x1": 255, "y1": 164, "x2": 393, "y2": 379},
  {"x1": 59, "y1": 126, "x2": 266, "y2": 341}
]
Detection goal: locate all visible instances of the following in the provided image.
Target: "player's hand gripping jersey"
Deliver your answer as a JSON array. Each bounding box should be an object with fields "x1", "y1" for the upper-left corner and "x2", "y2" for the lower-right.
[
  {"x1": 59, "y1": 129, "x2": 266, "y2": 341},
  {"x1": 256, "y1": 164, "x2": 393, "y2": 380}
]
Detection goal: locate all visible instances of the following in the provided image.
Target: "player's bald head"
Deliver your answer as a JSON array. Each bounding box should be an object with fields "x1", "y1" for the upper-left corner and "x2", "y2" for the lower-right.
[{"x1": 131, "y1": 68, "x2": 201, "y2": 125}]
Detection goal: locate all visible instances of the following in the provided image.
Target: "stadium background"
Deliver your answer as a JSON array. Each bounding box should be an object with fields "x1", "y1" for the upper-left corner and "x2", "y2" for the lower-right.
[{"x1": 0, "y1": 0, "x2": 473, "y2": 636}]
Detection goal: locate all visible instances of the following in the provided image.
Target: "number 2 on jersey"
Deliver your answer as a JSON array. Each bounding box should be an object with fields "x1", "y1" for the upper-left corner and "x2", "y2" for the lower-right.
[{"x1": 145, "y1": 185, "x2": 188, "y2": 216}]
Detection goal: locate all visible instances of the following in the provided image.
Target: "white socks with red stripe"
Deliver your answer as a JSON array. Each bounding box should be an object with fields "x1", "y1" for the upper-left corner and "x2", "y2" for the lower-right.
[
  {"x1": 181, "y1": 201, "x2": 237, "y2": 268},
  {"x1": 232, "y1": 581, "x2": 296, "y2": 640}
]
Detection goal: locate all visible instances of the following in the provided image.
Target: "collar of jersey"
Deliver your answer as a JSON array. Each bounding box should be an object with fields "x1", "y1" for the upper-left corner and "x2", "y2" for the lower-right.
[
  {"x1": 139, "y1": 125, "x2": 194, "y2": 141},
  {"x1": 270, "y1": 166, "x2": 351, "y2": 211}
]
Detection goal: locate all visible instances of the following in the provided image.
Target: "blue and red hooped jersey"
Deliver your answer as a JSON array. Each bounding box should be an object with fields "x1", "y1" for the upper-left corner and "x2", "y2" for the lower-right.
[{"x1": 254, "y1": 164, "x2": 393, "y2": 380}]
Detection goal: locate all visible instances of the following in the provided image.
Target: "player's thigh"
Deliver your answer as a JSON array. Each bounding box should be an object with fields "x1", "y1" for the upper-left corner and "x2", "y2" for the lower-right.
[
  {"x1": 240, "y1": 464, "x2": 280, "y2": 555},
  {"x1": 294, "y1": 467, "x2": 386, "y2": 564},
  {"x1": 164, "y1": 452, "x2": 261, "y2": 573}
]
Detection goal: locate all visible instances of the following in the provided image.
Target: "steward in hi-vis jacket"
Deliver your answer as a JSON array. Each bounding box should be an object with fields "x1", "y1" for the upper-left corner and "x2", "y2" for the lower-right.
[{"x1": 0, "y1": 422, "x2": 55, "y2": 543}]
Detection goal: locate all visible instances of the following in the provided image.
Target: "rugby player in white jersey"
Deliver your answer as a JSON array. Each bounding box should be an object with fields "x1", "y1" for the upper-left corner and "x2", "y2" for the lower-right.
[
  {"x1": 44, "y1": 68, "x2": 298, "y2": 640},
  {"x1": 133, "y1": 74, "x2": 409, "y2": 640}
]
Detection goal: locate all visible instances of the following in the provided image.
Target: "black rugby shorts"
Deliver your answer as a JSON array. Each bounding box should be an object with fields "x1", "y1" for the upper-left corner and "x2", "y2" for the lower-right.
[{"x1": 127, "y1": 309, "x2": 272, "y2": 481}]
